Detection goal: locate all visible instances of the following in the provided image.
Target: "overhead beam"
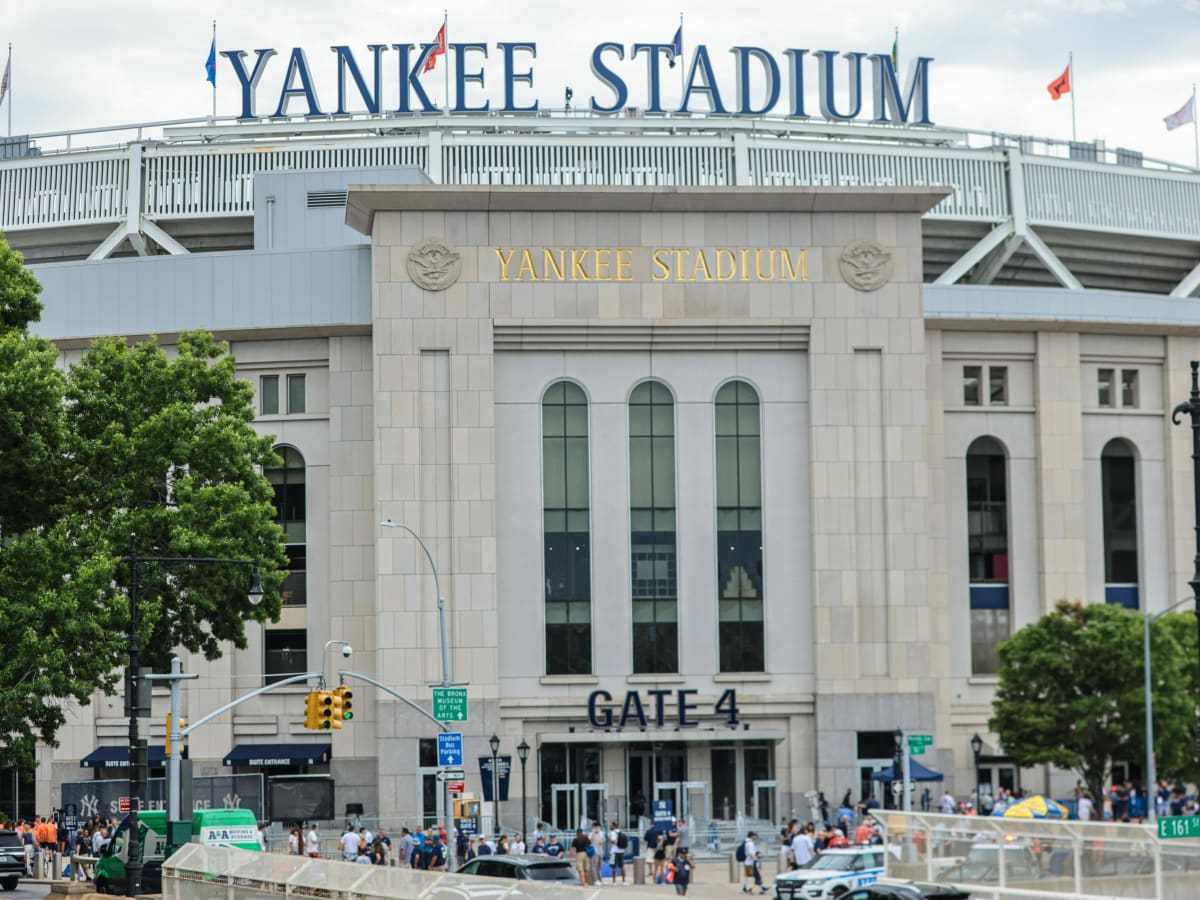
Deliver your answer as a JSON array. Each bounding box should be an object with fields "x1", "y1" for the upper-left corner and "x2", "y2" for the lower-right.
[
  {"x1": 1023, "y1": 228, "x2": 1084, "y2": 290},
  {"x1": 1171, "y1": 259, "x2": 1200, "y2": 298},
  {"x1": 933, "y1": 219, "x2": 1015, "y2": 285}
]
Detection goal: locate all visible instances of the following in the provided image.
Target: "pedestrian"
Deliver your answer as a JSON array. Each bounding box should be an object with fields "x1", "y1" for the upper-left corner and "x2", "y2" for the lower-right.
[
  {"x1": 571, "y1": 829, "x2": 591, "y2": 884},
  {"x1": 511, "y1": 832, "x2": 526, "y2": 854},
  {"x1": 355, "y1": 841, "x2": 372, "y2": 864},
  {"x1": 673, "y1": 848, "x2": 694, "y2": 896},
  {"x1": 940, "y1": 790, "x2": 955, "y2": 815},
  {"x1": 497, "y1": 835, "x2": 510, "y2": 855},
  {"x1": 341, "y1": 825, "x2": 360, "y2": 861},
  {"x1": 740, "y1": 831, "x2": 767, "y2": 894},
  {"x1": 398, "y1": 828, "x2": 414, "y2": 867},
  {"x1": 305, "y1": 823, "x2": 321, "y2": 858},
  {"x1": 790, "y1": 825, "x2": 814, "y2": 869},
  {"x1": 608, "y1": 822, "x2": 626, "y2": 884},
  {"x1": 674, "y1": 818, "x2": 690, "y2": 858},
  {"x1": 589, "y1": 823, "x2": 605, "y2": 885},
  {"x1": 652, "y1": 828, "x2": 667, "y2": 884},
  {"x1": 545, "y1": 833, "x2": 564, "y2": 858}
]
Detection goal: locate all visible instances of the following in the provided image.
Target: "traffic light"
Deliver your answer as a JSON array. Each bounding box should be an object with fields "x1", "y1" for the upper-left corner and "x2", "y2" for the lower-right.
[
  {"x1": 304, "y1": 691, "x2": 323, "y2": 730},
  {"x1": 317, "y1": 690, "x2": 335, "y2": 729},
  {"x1": 335, "y1": 685, "x2": 353, "y2": 722}
]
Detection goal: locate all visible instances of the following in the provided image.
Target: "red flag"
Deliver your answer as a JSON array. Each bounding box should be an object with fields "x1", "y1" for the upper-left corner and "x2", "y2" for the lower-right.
[
  {"x1": 1047, "y1": 64, "x2": 1070, "y2": 100},
  {"x1": 423, "y1": 24, "x2": 446, "y2": 74}
]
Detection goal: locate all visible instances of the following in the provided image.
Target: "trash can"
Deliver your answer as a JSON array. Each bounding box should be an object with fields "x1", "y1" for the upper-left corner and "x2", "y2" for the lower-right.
[
  {"x1": 730, "y1": 851, "x2": 740, "y2": 883},
  {"x1": 777, "y1": 846, "x2": 790, "y2": 874},
  {"x1": 633, "y1": 855, "x2": 645, "y2": 884}
]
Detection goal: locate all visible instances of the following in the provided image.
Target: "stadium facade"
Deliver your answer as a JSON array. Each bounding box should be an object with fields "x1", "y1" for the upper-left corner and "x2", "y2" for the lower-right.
[{"x1": 4, "y1": 102, "x2": 1200, "y2": 829}]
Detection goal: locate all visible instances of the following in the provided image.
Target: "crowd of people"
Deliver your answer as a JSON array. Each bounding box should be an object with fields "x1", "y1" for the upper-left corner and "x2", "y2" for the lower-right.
[{"x1": 0, "y1": 813, "x2": 119, "y2": 877}]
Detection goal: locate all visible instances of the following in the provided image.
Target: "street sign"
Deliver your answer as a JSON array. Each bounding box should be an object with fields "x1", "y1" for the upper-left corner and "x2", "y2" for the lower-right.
[
  {"x1": 907, "y1": 733, "x2": 933, "y2": 755},
  {"x1": 433, "y1": 687, "x2": 469, "y2": 722},
  {"x1": 437, "y1": 769, "x2": 466, "y2": 782},
  {"x1": 437, "y1": 732, "x2": 464, "y2": 767},
  {"x1": 1158, "y1": 815, "x2": 1200, "y2": 839},
  {"x1": 446, "y1": 781, "x2": 465, "y2": 794}
]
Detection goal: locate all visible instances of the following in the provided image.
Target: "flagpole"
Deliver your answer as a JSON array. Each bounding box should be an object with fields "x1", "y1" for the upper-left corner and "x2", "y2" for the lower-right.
[
  {"x1": 1068, "y1": 51, "x2": 1076, "y2": 143},
  {"x1": 443, "y1": 10, "x2": 449, "y2": 115},
  {"x1": 211, "y1": 21, "x2": 217, "y2": 120},
  {"x1": 679, "y1": 12, "x2": 685, "y2": 102},
  {"x1": 6, "y1": 44, "x2": 11, "y2": 138},
  {"x1": 1193, "y1": 83, "x2": 1198, "y2": 170}
]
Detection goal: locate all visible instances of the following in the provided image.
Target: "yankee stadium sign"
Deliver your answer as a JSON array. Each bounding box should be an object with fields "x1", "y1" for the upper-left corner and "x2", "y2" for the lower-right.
[{"x1": 220, "y1": 40, "x2": 932, "y2": 125}]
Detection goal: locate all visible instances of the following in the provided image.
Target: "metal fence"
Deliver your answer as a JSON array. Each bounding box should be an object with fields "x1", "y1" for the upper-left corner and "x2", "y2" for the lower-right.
[{"x1": 880, "y1": 811, "x2": 1198, "y2": 900}]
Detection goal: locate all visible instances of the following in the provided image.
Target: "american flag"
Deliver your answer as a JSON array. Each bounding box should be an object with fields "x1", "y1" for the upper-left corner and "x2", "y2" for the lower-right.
[{"x1": 0, "y1": 55, "x2": 9, "y2": 107}]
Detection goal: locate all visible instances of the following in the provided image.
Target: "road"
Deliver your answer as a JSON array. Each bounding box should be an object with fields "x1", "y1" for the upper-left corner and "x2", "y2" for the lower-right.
[{"x1": 0, "y1": 885, "x2": 50, "y2": 900}]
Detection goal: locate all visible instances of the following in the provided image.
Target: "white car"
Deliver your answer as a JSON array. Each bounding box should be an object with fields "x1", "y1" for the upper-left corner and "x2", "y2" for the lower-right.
[{"x1": 775, "y1": 847, "x2": 888, "y2": 900}]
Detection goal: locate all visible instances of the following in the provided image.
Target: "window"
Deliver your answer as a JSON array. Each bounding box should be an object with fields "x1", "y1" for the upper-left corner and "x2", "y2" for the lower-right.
[
  {"x1": 966, "y1": 437, "x2": 1010, "y2": 675},
  {"x1": 1121, "y1": 369, "x2": 1139, "y2": 408},
  {"x1": 1098, "y1": 368, "x2": 1115, "y2": 408},
  {"x1": 264, "y1": 629, "x2": 307, "y2": 684},
  {"x1": 1102, "y1": 440, "x2": 1139, "y2": 609},
  {"x1": 989, "y1": 367, "x2": 1008, "y2": 405},
  {"x1": 629, "y1": 380, "x2": 678, "y2": 674},
  {"x1": 715, "y1": 381, "x2": 764, "y2": 672},
  {"x1": 287, "y1": 374, "x2": 306, "y2": 414},
  {"x1": 963, "y1": 366, "x2": 982, "y2": 406},
  {"x1": 542, "y1": 382, "x2": 592, "y2": 675},
  {"x1": 260, "y1": 375, "x2": 279, "y2": 415},
  {"x1": 267, "y1": 446, "x2": 306, "y2": 606}
]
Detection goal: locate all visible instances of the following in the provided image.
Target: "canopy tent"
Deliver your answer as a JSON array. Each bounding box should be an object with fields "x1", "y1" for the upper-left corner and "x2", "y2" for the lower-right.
[
  {"x1": 871, "y1": 759, "x2": 944, "y2": 782},
  {"x1": 996, "y1": 795, "x2": 1069, "y2": 819}
]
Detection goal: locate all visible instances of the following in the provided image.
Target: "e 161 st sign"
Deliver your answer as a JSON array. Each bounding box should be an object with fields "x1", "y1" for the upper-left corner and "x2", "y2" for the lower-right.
[{"x1": 1158, "y1": 815, "x2": 1200, "y2": 839}]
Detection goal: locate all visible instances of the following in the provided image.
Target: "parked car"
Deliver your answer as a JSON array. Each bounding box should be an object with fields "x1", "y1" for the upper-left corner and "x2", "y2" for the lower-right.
[
  {"x1": 0, "y1": 831, "x2": 25, "y2": 891},
  {"x1": 842, "y1": 880, "x2": 971, "y2": 900},
  {"x1": 457, "y1": 854, "x2": 581, "y2": 883},
  {"x1": 775, "y1": 847, "x2": 887, "y2": 899}
]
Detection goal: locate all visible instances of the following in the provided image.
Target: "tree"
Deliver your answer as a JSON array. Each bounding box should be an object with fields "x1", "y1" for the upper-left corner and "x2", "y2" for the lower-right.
[
  {"x1": 990, "y1": 600, "x2": 1200, "y2": 805},
  {"x1": 0, "y1": 234, "x2": 287, "y2": 770}
]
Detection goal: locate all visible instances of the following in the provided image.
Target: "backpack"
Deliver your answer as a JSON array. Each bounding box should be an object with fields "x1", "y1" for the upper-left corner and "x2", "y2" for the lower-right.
[
  {"x1": 735, "y1": 842, "x2": 747, "y2": 862},
  {"x1": 616, "y1": 832, "x2": 628, "y2": 850}
]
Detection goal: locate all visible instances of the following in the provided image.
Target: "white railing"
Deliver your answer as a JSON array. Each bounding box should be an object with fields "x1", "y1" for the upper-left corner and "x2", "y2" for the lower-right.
[{"x1": 0, "y1": 149, "x2": 128, "y2": 228}]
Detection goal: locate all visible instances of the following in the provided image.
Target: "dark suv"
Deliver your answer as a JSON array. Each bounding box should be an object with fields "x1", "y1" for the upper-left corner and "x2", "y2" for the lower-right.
[
  {"x1": 457, "y1": 854, "x2": 580, "y2": 883},
  {"x1": 0, "y1": 831, "x2": 25, "y2": 891}
]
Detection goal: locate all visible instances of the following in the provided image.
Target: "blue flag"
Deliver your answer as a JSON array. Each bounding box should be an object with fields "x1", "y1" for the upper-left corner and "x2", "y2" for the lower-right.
[
  {"x1": 205, "y1": 37, "x2": 216, "y2": 86},
  {"x1": 668, "y1": 25, "x2": 683, "y2": 68}
]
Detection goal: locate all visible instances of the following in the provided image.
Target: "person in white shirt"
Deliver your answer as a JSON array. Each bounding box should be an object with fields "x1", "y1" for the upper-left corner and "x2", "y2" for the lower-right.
[
  {"x1": 1077, "y1": 792, "x2": 1095, "y2": 822},
  {"x1": 305, "y1": 825, "x2": 321, "y2": 858},
  {"x1": 740, "y1": 832, "x2": 766, "y2": 893},
  {"x1": 790, "y1": 828, "x2": 814, "y2": 868},
  {"x1": 341, "y1": 827, "x2": 360, "y2": 861},
  {"x1": 511, "y1": 833, "x2": 526, "y2": 854},
  {"x1": 940, "y1": 791, "x2": 955, "y2": 815}
]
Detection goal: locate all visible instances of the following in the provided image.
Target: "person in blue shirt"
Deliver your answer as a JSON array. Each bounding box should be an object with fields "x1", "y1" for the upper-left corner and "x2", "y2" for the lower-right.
[
  {"x1": 531, "y1": 837, "x2": 547, "y2": 854},
  {"x1": 545, "y1": 834, "x2": 564, "y2": 858}
]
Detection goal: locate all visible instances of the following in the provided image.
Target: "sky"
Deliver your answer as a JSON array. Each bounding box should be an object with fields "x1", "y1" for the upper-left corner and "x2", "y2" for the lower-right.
[{"x1": 4, "y1": 0, "x2": 1200, "y2": 166}]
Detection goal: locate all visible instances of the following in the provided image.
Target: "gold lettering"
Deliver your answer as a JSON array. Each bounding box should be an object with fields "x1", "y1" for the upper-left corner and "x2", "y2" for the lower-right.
[
  {"x1": 691, "y1": 248, "x2": 713, "y2": 281},
  {"x1": 617, "y1": 248, "x2": 634, "y2": 281},
  {"x1": 495, "y1": 248, "x2": 516, "y2": 281},
  {"x1": 594, "y1": 248, "x2": 612, "y2": 280},
  {"x1": 543, "y1": 248, "x2": 566, "y2": 281},
  {"x1": 779, "y1": 248, "x2": 808, "y2": 281},
  {"x1": 673, "y1": 248, "x2": 691, "y2": 281},
  {"x1": 739, "y1": 248, "x2": 751, "y2": 281},
  {"x1": 715, "y1": 248, "x2": 735, "y2": 281},
  {"x1": 570, "y1": 248, "x2": 591, "y2": 281},
  {"x1": 517, "y1": 249, "x2": 539, "y2": 281},
  {"x1": 652, "y1": 249, "x2": 671, "y2": 281},
  {"x1": 754, "y1": 248, "x2": 775, "y2": 281}
]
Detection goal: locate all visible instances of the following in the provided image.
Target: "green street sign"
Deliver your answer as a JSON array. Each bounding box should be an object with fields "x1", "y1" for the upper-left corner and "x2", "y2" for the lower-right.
[
  {"x1": 907, "y1": 734, "x2": 933, "y2": 755},
  {"x1": 1158, "y1": 815, "x2": 1200, "y2": 839},
  {"x1": 433, "y1": 687, "x2": 468, "y2": 722}
]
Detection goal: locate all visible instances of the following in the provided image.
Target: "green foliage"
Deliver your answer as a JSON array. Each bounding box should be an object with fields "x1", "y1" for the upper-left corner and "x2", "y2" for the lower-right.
[
  {"x1": 990, "y1": 600, "x2": 1200, "y2": 800},
  {"x1": 0, "y1": 236, "x2": 287, "y2": 765},
  {"x1": 0, "y1": 237, "x2": 42, "y2": 333}
]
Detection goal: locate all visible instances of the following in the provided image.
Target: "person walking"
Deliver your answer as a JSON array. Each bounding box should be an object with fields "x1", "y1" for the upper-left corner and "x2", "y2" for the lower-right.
[
  {"x1": 571, "y1": 829, "x2": 591, "y2": 884},
  {"x1": 673, "y1": 848, "x2": 694, "y2": 895},
  {"x1": 608, "y1": 822, "x2": 627, "y2": 884},
  {"x1": 589, "y1": 823, "x2": 605, "y2": 886},
  {"x1": 740, "y1": 832, "x2": 767, "y2": 894},
  {"x1": 305, "y1": 824, "x2": 321, "y2": 858},
  {"x1": 674, "y1": 818, "x2": 690, "y2": 858}
]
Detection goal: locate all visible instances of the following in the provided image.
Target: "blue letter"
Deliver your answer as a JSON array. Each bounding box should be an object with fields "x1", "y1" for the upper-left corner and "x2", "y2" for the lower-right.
[
  {"x1": 677, "y1": 690, "x2": 698, "y2": 728},
  {"x1": 732, "y1": 47, "x2": 780, "y2": 116},
  {"x1": 679, "y1": 45, "x2": 727, "y2": 114},
  {"x1": 589, "y1": 42, "x2": 628, "y2": 113},
  {"x1": 631, "y1": 42, "x2": 674, "y2": 113},
  {"x1": 869, "y1": 53, "x2": 933, "y2": 125},
  {"x1": 816, "y1": 50, "x2": 864, "y2": 121},
  {"x1": 782, "y1": 49, "x2": 809, "y2": 118},
  {"x1": 221, "y1": 49, "x2": 276, "y2": 119},
  {"x1": 331, "y1": 45, "x2": 386, "y2": 115},
  {"x1": 391, "y1": 44, "x2": 440, "y2": 113},
  {"x1": 273, "y1": 48, "x2": 322, "y2": 117},
  {"x1": 453, "y1": 43, "x2": 490, "y2": 113},
  {"x1": 619, "y1": 692, "x2": 647, "y2": 729},
  {"x1": 498, "y1": 42, "x2": 538, "y2": 113},
  {"x1": 588, "y1": 690, "x2": 613, "y2": 728},
  {"x1": 647, "y1": 689, "x2": 672, "y2": 727}
]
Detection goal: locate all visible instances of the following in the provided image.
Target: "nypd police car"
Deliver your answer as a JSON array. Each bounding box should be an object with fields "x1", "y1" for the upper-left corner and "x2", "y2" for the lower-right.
[{"x1": 775, "y1": 848, "x2": 887, "y2": 899}]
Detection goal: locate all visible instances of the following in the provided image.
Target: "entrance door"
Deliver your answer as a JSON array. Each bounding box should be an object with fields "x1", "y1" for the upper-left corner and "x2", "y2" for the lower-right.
[
  {"x1": 552, "y1": 783, "x2": 578, "y2": 832},
  {"x1": 655, "y1": 780, "x2": 681, "y2": 820},
  {"x1": 628, "y1": 743, "x2": 688, "y2": 826},
  {"x1": 581, "y1": 783, "x2": 609, "y2": 827},
  {"x1": 751, "y1": 780, "x2": 778, "y2": 823},
  {"x1": 683, "y1": 781, "x2": 710, "y2": 822}
]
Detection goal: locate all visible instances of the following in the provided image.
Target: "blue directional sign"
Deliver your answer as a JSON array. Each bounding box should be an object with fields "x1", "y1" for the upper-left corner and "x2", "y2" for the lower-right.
[{"x1": 437, "y1": 732, "x2": 464, "y2": 768}]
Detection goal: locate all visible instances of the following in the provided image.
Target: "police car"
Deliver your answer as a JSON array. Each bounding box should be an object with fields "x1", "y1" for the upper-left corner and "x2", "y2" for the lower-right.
[{"x1": 775, "y1": 847, "x2": 887, "y2": 899}]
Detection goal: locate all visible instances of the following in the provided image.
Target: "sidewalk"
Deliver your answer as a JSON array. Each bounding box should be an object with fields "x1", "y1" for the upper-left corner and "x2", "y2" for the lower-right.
[{"x1": 591, "y1": 855, "x2": 781, "y2": 900}]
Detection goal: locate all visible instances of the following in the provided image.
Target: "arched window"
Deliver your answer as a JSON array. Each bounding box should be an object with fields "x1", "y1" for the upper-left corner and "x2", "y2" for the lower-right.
[
  {"x1": 1102, "y1": 439, "x2": 1139, "y2": 609},
  {"x1": 715, "y1": 381, "x2": 764, "y2": 672},
  {"x1": 267, "y1": 446, "x2": 306, "y2": 607},
  {"x1": 542, "y1": 382, "x2": 592, "y2": 674},
  {"x1": 966, "y1": 437, "x2": 1009, "y2": 675},
  {"x1": 629, "y1": 380, "x2": 678, "y2": 674}
]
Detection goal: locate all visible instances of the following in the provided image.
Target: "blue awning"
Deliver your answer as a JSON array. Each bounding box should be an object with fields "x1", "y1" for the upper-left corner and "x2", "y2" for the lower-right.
[
  {"x1": 871, "y1": 759, "x2": 945, "y2": 782},
  {"x1": 81, "y1": 745, "x2": 170, "y2": 768},
  {"x1": 223, "y1": 743, "x2": 331, "y2": 767}
]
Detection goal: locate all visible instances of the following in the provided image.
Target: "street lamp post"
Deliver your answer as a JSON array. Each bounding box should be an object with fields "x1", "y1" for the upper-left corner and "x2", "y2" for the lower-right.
[
  {"x1": 1143, "y1": 597, "x2": 1194, "y2": 825},
  {"x1": 517, "y1": 739, "x2": 530, "y2": 835},
  {"x1": 970, "y1": 734, "x2": 983, "y2": 814},
  {"x1": 892, "y1": 729, "x2": 903, "y2": 811},
  {"x1": 122, "y1": 537, "x2": 262, "y2": 898},
  {"x1": 1171, "y1": 360, "x2": 1200, "y2": 758},
  {"x1": 490, "y1": 733, "x2": 501, "y2": 838}
]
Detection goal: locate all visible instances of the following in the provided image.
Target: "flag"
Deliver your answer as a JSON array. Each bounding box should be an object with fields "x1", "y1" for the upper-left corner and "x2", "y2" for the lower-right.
[
  {"x1": 668, "y1": 25, "x2": 682, "y2": 68},
  {"x1": 423, "y1": 24, "x2": 446, "y2": 74},
  {"x1": 1047, "y1": 64, "x2": 1070, "y2": 100},
  {"x1": 891, "y1": 29, "x2": 898, "y2": 68},
  {"x1": 0, "y1": 53, "x2": 9, "y2": 107},
  {"x1": 205, "y1": 37, "x2": 216, "y2": 86},
  {"x1": 1164, "y1": 95, "x2": 1195, "y2": 132}
]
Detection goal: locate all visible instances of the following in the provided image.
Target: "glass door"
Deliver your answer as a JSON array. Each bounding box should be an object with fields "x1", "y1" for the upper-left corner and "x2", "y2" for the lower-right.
[
  {"x1": 655, "y1": 780, "x2": 681, "y2": 819},
  {"x1": 751, "y1": 780, "x2": 777, "y2": 823},
  {"x1": 581, "y1": 783, "x2": 609, "y2": 828},
  {"x1": 683, "y1": 781, "x2": 710, "y2": 821},
  {"x1": 552, "y1": 783, "x2": 579, "y2": 832}
]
